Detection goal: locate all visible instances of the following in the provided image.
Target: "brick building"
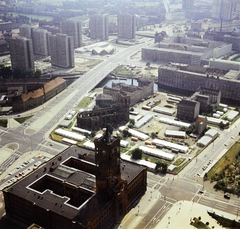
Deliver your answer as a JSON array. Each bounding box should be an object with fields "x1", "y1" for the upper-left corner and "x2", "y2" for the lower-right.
[
  {"x1": 3, "y1": 130, "x2": 147, "y2": 229},
  {"x1": 77, "y1": 92, "x2": 130, "y2": 131},
  {"x1": 177, "y1": 99, "x2": 200, "y2": 122},
  {"x1": 12, "y1": 77, "x2": 67, "y2": 112}
]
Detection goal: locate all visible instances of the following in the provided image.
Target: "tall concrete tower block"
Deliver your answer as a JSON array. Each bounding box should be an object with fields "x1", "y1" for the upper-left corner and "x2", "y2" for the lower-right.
[
  {"x1": 61, "y1": 20, "x2": 82, "y2": 48},
  {"x1": 32, "y1": 28, "x2": 51, "y2": 56},
  {"x1": 8, "y1": 36, "x2": 35, "y2": 71},
  {"x1": 117, "y1": 14, "x2": 136, "y2": 40},
  {"x1": 89, "y1": 14, "x2": 109, "y2": 41},
  {"x1": 182, "y1": 0, "x2": 194, "y2": 9},
  {"x1": 19, "y1": 24, "x2": 32, "y2": 39},
  {"x1": 49, "y1": 33, "x2": 74, "y2": 68}
]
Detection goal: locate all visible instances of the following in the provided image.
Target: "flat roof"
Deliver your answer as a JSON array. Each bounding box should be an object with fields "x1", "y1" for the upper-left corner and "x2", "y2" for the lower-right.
[
  {"x1": 152, "y1": 139, "x2": 188, "y2": 153},
  {"x1": 197, "y1": 136, "x2": 212, "y2": 146},
  {"x1": 139, "y1": 146, "x2": 175, "y2": 161},
  {"x1": 159, "y1": 117, "x2": 191, "y2": 128},
  {"x1": 165, "y1": 130, "x2": 186, "y2": 137}
]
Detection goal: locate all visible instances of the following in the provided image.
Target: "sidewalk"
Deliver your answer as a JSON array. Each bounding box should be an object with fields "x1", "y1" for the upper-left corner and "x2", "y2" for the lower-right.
[{"x1": 155, "y1": 200, "x2": 236, "y2": 229}]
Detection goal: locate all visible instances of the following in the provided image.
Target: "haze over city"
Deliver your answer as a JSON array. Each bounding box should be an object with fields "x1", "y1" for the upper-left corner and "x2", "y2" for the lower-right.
[{"x1": 0, "y1": 0, "x2": 240, "y2": 229}]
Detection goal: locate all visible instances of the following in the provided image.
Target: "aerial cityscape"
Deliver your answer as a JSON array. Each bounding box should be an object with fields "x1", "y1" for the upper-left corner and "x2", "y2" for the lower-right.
[{"x1": 0, "y1": 0, "x2": 240, "y2": 228}]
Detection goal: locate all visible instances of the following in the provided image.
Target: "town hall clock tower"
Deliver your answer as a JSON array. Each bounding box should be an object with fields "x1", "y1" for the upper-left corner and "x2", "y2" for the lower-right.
[{"x1": 94, "y1": 127, "x2": 124, "y2": 199}]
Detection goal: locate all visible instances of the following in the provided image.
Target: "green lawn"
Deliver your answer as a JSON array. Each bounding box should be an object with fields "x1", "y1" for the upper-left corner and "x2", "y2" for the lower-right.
[
  {"x1": 0, "y1": 119, "x2": 7, "y2": 128},
  {"x1": 77, "y1": 97, "x2": 93, "y2": 108},
  {"x1": 206, "y1": 141, "x2": 240, "y2": 180},
  {"x1": 15, "y1": 115, "x2": 33, "y2": 124}
]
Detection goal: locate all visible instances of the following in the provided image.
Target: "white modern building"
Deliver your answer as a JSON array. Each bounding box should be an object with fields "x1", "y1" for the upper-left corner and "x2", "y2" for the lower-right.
[
  {"x1": 152, "y1": 139, "x2": 189, "y2": 153},
  {"x1": 139, "y1": 146, "x2": 175, "y2": 161}
]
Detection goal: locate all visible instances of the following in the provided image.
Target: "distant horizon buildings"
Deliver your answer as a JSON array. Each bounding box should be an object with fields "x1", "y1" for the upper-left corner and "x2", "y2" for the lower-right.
[
  {"x1": 49, "y1": 33, "x2": 75, "y2": 68},
  {"x1": 8, "y1": 36, "x2": 35, "y2": 71},
  {"x1": 89, "y1": 14, "x2": 109, "y2": 41},
  {"x1": 117, "y1": 13, "x2": 136, "y2": 40},
  {"x1": 182, "y1": 0, "x2": 194, "y2": 10},
  {"x1": 61, "y1": 20, "x2": 82, "y2": 48},
  {"x1": 212, "y1": 0, "x2": 237, "y2": 20}
]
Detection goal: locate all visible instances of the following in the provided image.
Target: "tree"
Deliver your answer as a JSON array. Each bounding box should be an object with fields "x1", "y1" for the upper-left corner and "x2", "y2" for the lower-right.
[
  {"x1": 219, "y1": 121, "x2": 225, "y2": 129},
  {"x1": 146, "y1": 62, "x2": 151, "y2": 68},
  {"x1": 91, "y1": 130, "x2": 96, "y2": 138},
  {"x1": 122, "y1": 128, "x2": 129, "y2": 137},
  {"x1": 129, "y1": 119, "x2": 135, "y2": 125},
  {"x1": 34, "y1": 69, "x2": 41, "y2": 78},
  {"x1": 131, "y1": 148, "x2": 143, "y2": 160},
  {"x1": 156, "y1": 160, "x2": 168, "y2": 173},
  {"x1": 128, "y1": 123, "x2": 133, "y2": 128}
]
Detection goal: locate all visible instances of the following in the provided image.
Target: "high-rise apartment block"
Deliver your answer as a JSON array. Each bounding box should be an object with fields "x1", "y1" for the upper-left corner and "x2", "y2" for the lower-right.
[
  {"x1": 61, "y1": 20, "x2": 82, "y2": 48},
  {"x1": 89, "y1": 14, "x2": 108, "y2": 40},
  {"x1": 212, "y1": 0, "x2": 237, "y2": 20},
  {"x1": 32, "y1": 28, "x2": 51, "y2": 56},
  {"x1": 8, "y1": 36, "x2": 35, "y2": 71},
  {"x1": 182, "y1": 0, "x2": 194, "y2": 9},
  {"x1": 117, "y1": 13, "x2": 136, "y2": 40},
  {"x1": 19, "y1": 24, "x2": 51, "y2": 56},
  {"x1": 19, "y1": 24, "x2": 32, "y2": 39},
  {"x1": 49, "y1": 33, "x2": 74, "y2": 68}
]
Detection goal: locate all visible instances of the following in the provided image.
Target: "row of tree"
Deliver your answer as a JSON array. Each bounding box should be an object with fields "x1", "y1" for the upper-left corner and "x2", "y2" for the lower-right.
[{"x1": 0, "y1": 65, "x2": 42, "y2": 79}]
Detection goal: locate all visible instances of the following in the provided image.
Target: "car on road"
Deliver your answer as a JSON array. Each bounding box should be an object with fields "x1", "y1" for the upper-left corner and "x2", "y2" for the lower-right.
[
  {"x1": 8, "y1": 172, "x2": 12, "y2": 175},
  {"x1": 224, "y1": 193, "x2": 230, "y2": 199},
  {"x1": 197, "y1": 173, "x2": 200, "y2": 176},
  {"x1": 231, "y1": 136, "x2": 234, "y2": 139},
  {"x1": 198, "y1": 190, "x2": 204, "y2": 194},
  {"x1": 224, "y1": 143, "x2": 227, "y2": 146}
]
